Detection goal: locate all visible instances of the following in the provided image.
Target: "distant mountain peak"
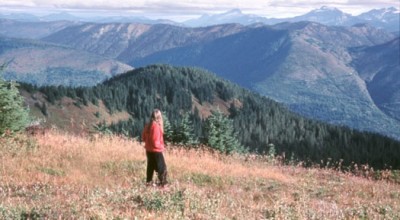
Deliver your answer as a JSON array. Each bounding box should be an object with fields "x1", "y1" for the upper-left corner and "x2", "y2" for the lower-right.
[
  {"x1": 225, "y1": 9, "x2": 243, "y2": 15},
  {"x1": 311, "y1": 6, "x2": 343, "y2": 14},
  {"x1": 219, "y1": 8, "x2": 247, "y2": 19},
  {"x1": 304, "y1": 6, "x2": 353, "y2": 20},
  {"x1": 319, "y1": 6, "x2": 340, "y2": 11},
  {"x1": 357, "y1": 7, "x2": 400, "y2": 23},
  {"x1": 367, "y1": 7, "x2": 399, "y2": 14},
  {"x1": 41, "y1": 12, "x2": 81, "y2": 21},
  {"x1": 184, "y1": 8, "x2": 267, "y2": 26},
  {"x1": 385, "y1": 7, "x2": 399, "y2": 12},
  {"x1": 195, "y1": 9, "x2": 243, "y2": 20}
]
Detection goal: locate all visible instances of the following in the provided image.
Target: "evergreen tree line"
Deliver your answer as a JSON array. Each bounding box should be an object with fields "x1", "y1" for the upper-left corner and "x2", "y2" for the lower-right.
[{"x1": 21, "y1": 64, "x2": 400, "y2": 169}]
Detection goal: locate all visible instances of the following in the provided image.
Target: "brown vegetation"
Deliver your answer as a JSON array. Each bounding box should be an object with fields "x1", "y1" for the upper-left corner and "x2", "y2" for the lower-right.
[{"x1": 0, "y1": 130, "x2": 399, "y2": 219}]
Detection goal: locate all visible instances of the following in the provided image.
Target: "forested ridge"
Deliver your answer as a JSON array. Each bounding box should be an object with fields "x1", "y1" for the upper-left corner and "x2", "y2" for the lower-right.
[{"x1": 22, "y1": 64, "x2": 400, "y2": 169}]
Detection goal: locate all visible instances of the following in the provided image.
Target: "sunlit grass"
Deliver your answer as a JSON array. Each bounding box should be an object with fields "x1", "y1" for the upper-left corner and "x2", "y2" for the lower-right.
[{"x1": 0, "y1": 130, "x2": 399, "y2": 219}]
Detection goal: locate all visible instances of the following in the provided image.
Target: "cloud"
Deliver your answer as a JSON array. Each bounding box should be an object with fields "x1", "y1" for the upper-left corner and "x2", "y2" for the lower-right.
[
  {"x1": 0, "y1": 0, "x2": 398, "y2": 19},
  {"x1": 1, "y1": 0, "x2": 398, "y2": 10},
  {"x1": 0, "y1": 0, "x2": 36, "y2": 7}
]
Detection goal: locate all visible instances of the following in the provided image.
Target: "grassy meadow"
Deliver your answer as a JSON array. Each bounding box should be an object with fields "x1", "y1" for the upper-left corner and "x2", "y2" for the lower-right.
[{"x1": 0, "y1": 130, "x2": 399, "y2": 219}]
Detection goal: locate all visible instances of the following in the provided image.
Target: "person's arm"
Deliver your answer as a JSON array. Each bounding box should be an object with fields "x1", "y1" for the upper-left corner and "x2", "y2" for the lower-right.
[{"x1": 151, "y1": 123, "x2": 164, "y2": 151}]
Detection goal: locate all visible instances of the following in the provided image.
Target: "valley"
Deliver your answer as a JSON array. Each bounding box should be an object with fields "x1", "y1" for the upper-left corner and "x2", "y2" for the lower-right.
[{"x1": 1, "y1": 6, "x2": 399, "y2": 141}]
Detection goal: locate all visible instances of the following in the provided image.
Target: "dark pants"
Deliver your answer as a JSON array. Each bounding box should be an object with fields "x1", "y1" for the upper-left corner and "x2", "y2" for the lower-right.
[{"x1": 146, "y1": 151, "x2": 168, "y2": 186}]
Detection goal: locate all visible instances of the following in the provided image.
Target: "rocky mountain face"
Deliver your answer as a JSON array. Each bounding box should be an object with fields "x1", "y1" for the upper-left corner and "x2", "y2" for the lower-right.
[
  {"x1": 253, "y1": 23, "x2": 399, "y2": 138},
  {"x1": 357, "y1": 7, "x2": 400, "y2": 32},
  {"x1": 350, "y1": 37, "x2": 400, "y2": 121},
  {"x1": 43, "y1": 23, "x2": 153, "y2": 58},
  {"x1": 284, "y1": 6, "x2": 362, "y2": 26},
  {"x1": 0, "y1": 37, "x2": 132, "y2": 86},
  {"x1": 42, "y1": 23, "x2": 249, "y2": 62}
]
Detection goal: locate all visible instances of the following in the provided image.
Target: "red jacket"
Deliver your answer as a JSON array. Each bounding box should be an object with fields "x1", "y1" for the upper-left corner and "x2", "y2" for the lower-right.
[{"x1": 142, "y1": 122, "x2": 165, "y2": 152}]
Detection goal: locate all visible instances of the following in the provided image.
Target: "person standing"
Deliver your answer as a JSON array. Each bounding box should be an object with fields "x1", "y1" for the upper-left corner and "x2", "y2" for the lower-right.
[{"x1": 142, "y1": 109, "x2": 168, "y2": 187}]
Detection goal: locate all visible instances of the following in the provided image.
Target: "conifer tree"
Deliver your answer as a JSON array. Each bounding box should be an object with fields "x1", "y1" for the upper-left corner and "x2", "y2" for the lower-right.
[
  {"x1": 162, "y1": 111, "x2": 174, "y2": 142},
  {"x1": 205, "y1": 109, "x2": 245, "y2": 154},
  {"x1": 0, "y1": 64, "x2": 29, "y2": 134},
  {"x1": 174, "y1": 112, "x2": 198, "y2": 145}
]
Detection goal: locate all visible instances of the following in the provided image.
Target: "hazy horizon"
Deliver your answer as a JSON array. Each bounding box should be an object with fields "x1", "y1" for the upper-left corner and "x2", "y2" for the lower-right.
[{"x1": 1, "y1": 0, "x2": 399, "y2": 22}]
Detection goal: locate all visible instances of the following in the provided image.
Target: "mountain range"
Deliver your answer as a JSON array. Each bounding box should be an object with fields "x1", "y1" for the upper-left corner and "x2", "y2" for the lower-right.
[
  {"x1": 0, "y1": 19, "x2": 79, "y2": 39},
  {"x1": 126, "y1": 22, "x2": 400, "y2": 139},
  {"x1": 42, "y1": 23, "x2": 248, "y2": 62},
  {"x1": 274, "y1": 6, "x2": 399, "y2": 32},
  {"x1": 185, "y1": 6, "x2": 399, "y2": 32},
  {"x1": 0, "y1": 6, "x2": 399, "y2": 140},
  {"x1": 184, "y1": 9, "x2": 269, "y2": 27},
  {"x1": 0, "y1": 36, "x2": 132, "y2": 86},
  {"x1": 1, "y1": 6, "x2": 398, "y2": 32}
]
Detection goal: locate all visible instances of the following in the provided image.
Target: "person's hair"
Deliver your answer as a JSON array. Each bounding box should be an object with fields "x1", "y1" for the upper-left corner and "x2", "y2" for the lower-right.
[{"x1": 148, "y1": 109, "x2": 164, "y2": 133}]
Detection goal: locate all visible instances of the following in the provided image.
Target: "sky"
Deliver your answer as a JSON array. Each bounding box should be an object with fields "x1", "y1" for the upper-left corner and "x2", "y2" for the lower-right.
[{"x1": 0, "y1": 0, "x2": 399, "y2": 21}]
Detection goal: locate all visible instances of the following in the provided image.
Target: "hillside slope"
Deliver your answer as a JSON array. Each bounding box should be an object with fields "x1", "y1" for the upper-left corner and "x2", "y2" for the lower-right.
[
  {"x1": 0, "y1": 37, "x2": 133, "y2": 86},
  {"x1": 0, "y1": 19, "x2": 79, "y2": 39},
  {"x1": 350, "y1": 37, "x2": 400, "y2": 121},
  {"x1": 42, "y1": 23, "x2": 248, "y2": 62},
  {"x1": 133, "y1": 23, "x2": 400, "y2": 139},
  {"x1": 23, "y1": 64, "x2": 400, "y2": 169},
  {"x1": 0, "y1": 131, "x2": 399, "y2": 219},
  {"x1": 39, "y1": 21, "x2": 400, "y2": 139}
]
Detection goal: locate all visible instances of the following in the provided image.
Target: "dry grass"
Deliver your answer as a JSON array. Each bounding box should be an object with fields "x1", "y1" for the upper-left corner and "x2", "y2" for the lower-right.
[
  {"x1": 22, "y1": 89, "x2": 131, "y2": 134},
  {"x1": 0, "y1": 130, "x2": 399, "y2": 219}
]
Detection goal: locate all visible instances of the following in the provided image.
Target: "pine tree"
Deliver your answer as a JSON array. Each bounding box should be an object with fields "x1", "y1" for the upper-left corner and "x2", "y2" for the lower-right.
[
  {"x1": 205, "y1": 109, "x2": 245, "y2": 154},
  {"x1": 0, "y1": 64, "x2": 30, "y2": 134},
  {"x1": 162, "y1": 111, "x2": 174, "y2": 142},
  {"x1": 174, "y1": 112, "x2": 198, "y2": 145}
]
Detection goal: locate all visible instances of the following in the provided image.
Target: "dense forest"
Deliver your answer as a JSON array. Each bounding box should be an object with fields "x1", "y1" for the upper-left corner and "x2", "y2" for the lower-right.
[{"x1": 22, "y1": 64, "x2": 400, "y2": 169}]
